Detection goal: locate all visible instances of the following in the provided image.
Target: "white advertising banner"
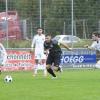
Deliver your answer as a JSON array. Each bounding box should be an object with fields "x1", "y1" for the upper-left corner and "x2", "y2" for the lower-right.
[{"x1": 1, "y1": 49, "x2": 34, "y2": 71}]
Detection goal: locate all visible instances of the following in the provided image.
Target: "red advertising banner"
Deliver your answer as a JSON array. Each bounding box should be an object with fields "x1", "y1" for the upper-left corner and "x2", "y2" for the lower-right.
[{"x1": 1, "y1": 49, "x2": 34, "y2": 71}]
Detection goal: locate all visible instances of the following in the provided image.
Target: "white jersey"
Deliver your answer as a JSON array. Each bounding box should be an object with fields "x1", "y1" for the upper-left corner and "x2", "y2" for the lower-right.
[
  {"x1": 31, "y1": 34, "x2": 45, "y2": 59},
  {"x1": 90, "y1": 40, "x2": 100, "y2": 51},
  {"x1": 0, "y1": 43, "x2": 7, "y2": 65}
]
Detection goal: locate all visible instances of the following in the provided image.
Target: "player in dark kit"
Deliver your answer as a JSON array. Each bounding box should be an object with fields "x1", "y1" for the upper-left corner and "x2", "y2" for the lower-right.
[{"x1": 44, "y1": 34, "x2": 72, "y2": 78}]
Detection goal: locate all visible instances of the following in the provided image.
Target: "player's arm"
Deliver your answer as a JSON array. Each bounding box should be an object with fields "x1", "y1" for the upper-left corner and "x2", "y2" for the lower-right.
[
  {"x1": 84, "y1": 45, "x2": 92, "y2": 50},
  {"x1": 30, "y1": 37, "x2": 35, "y2": 53},
  {"x1": 30, "y1": 46, "x2": 34, "y2": 53},
  {"x1": 44, "y1": 42, "x2": 49, "y2": 55},
  {"x1": 59, "y1": 42, "x2": 72, "y2": 51},
  {"x1": 84, "y1": 44, "x2": 96, "y2": 50}
]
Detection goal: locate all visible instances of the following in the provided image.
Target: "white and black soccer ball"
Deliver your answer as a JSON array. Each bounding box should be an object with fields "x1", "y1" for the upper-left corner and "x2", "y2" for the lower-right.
[{"x1": 4, "y1": 75, "x2": 13, "y2": 83}]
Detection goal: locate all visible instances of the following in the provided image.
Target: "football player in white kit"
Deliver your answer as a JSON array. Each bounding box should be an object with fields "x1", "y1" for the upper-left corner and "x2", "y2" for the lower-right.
[
  {"x1": 85, "y1": 32, "x2": 100, "y2": 67},
  {"x1": 85, "y1": 32, "x2": 100, "y2": 55},
  {"x1": 0, "y1": 43, "x2": 7, "y2": 74},
  {"x1": 31, "y1": 28, "x2": 47, "y2": 76}
]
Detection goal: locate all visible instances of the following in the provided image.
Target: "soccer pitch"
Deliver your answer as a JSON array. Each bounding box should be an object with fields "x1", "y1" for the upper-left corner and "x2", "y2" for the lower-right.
[{"x1": 0, "y1": 69, "x2": 100, "y2": 100}]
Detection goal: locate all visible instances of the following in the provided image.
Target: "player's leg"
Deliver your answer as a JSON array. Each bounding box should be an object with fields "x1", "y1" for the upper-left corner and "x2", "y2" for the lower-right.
[
  {"x1": 42, "y1": 58, "x2": 47, "y2": 76},
  {"x1": 95, "y1": 51, "x2": 100, "y2": 68},
  {"x1": 33, "y1": 59, "x2": 39, "y2": 76},
  {"x1": 0, "y1": 67, "x2": 1, "y2": 74},
  {"x1": 46, "y1": 54, "x2": 56, "y2": 77},
  {"x1": 2, "y1": 53, "x2": 7, "y2": 66},
  {"x1": 59, "y1": 65, "x2": 63, "y2": 72},
  {"x1": 33, "y1": 53, "x2": 42, "y2": 76},
  {"x1": 42, "y1": 54, "x2": 47, "y2": 76},
  {"x1": 53, "y1": 53, "x2": 62, "y2": 72},
  {"x1": 0, "y1": 53, "x2": 7, "y2": 75},
  {"x1": 36, "y1": 53, "x2": 47, "y2": 76}
]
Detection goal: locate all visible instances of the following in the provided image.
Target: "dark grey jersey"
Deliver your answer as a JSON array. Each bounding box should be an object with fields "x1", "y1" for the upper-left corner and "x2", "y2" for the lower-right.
[{"x1": 44, "y1": 39, "x2": 62, "y2": 54}]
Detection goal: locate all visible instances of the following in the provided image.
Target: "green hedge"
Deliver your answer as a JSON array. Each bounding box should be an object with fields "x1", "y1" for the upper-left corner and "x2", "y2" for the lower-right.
[{"x1": 1, "y1": 39, "x2": 92, "y2": 48}]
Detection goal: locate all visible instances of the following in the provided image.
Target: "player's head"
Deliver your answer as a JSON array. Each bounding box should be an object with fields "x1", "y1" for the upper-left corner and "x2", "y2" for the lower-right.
[
  {"x1": 92, "y1": 31, "x2": 100, "y2": 41},
  {"x1": 37, "y1": 27, "x2": 43, "y2": 35},
  {"x1": 45, "y1": 34, "x2": 52, "y2": 43}
]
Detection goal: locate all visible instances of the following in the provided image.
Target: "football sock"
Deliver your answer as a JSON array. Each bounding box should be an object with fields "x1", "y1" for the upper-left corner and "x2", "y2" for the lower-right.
[
  {"x1": 42, "y1": 63, "x2": 47, "y2": 76},
  {"x1": 34, "y1": 64, "x2": 38, "y2": 75},
  {"x1": 47, "y1": 68, "x2": 56, "y2": 77},
  {"x1": 57, "y1": 67, "x2": 61, "y2": 72}
]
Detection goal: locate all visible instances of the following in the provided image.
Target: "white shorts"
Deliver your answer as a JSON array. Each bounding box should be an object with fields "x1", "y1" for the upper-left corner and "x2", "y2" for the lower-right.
[{"x1": 35, "y1": 53, "x2": 46, "y2": 60}]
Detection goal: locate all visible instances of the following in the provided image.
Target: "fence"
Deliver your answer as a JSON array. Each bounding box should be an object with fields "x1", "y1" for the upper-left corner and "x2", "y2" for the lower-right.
[{"x1": 0, "y1": 0, "x2": 100, "y2": 48}]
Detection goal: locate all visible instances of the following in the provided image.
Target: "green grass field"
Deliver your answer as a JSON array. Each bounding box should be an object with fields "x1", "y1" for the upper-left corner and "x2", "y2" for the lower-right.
[{"x1": 0, "y1": 69, "x2": 100, "y2": 100}]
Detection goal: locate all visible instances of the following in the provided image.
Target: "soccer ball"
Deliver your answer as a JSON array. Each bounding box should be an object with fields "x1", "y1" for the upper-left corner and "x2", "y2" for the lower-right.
[{"x1": 4, "y1": 75, "x2": 13, "y2": 83}]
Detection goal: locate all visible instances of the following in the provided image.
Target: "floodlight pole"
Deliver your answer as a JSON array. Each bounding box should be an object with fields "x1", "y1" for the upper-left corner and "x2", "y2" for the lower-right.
[
  {"x1": 71, "y1": 0, "x2": 74, "y2": 68},
  {"x1": 71, "y1": 0, "x2": 74, "y2": 47},
  {"x1": 6, "y1": 0, "x2": 8, "y2": 48},
  {"x1": 39, "y1": 0, "x2": 42, "y2": 27},
  {"x1": 71, "y1": 0, "x2": 74, "y2": 37},
  {"x1": 63, "y1": 21, "x2": 66, "y2": 35}
]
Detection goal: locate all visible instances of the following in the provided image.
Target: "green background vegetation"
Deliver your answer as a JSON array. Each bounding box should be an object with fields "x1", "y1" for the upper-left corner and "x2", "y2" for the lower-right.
[
  {"x1": 1, "y1": 39, "x2": 92, "y2": 48},
  {"x1": 0, "y1": 0, "x2": 100, "y2": 38}
]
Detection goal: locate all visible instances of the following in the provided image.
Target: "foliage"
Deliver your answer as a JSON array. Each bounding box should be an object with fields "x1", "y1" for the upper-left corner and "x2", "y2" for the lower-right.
[
  {"x1": 2, "y1": 40, "x2": 31, "y2": 48},
  {"x1": 72, "y1": 39, "x2": 92, "y2": 48},
  {"x1": 0, "y1": 0, "x2": 100, "y2": 38},
  {"x1": 1, "y1": 39, "x2": 92, "y2": 48}
]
